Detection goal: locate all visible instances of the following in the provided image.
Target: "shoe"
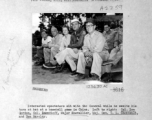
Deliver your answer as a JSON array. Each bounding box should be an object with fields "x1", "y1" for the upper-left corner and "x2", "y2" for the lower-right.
[
  {"x1": 34, "y1": 62, "x2": 43, "y2": 66},
  {"x1": 74, "y1": 74, "x2": 85, "y2": 81},
  {"x1": 60, "y1": 63, "x2": 66, "y2": 70},
  {"x1": 91, "y1": 74, "x2": 100, "y2": 80},
  {"x1": 52, "y1": 63, "x2": 66, "y2": 73},
  {"x1": 43, "y1": 63, "x2": 56, "y2": 69},
  {"x1": 52, "y1": 67, "x2": 62, "y2": 74},
  {"x1": 34, "y1": 59, "x2": 44, "y2": 66},
  {"x1": 70, "y1": 71, "x2": 77, "y2": 77},
  {"x1": 101, "y1": 73, "x2": 112, "y2": 83},
  {"x1": 62, "y1": 68, "x2": 70, "y2": 73}
]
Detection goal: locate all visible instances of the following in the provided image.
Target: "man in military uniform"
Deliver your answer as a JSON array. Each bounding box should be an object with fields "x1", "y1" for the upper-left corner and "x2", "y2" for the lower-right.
[
  {"x1": 109, "y1": 18, "x2": 123, "y2": 65},
  {"x1": 75, "y1": 19, "x2": 109, "y2": 81},
  {"x1": 52, "y1": 19, "x2": 86, "y2": 74},
  {"x1": 103, "y1": 24, "x2": 117, "y2": 53}
]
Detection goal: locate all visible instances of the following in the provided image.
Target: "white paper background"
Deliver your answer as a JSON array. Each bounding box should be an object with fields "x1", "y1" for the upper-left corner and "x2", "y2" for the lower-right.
[{"x1": 0, "y1": 0, "x2": 152, "y2": 120}]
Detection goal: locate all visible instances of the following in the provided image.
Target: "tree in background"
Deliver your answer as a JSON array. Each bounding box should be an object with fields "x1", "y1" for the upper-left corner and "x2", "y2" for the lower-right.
[
  {"x1": 38, "y1": 13, "x2": 122, "y2": 33},
  {"x1": 32, "y1": 30, "x2": 42, "y2": 46},
  {"x1": 33, "y1": 13, "x2": 123, "y2": 46}
]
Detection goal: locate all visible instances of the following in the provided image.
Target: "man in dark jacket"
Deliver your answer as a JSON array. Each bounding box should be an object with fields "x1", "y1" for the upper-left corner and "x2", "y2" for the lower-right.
[
  {"x1": 68, "y1": 20, "x2": 86, "y2": 49},
  {"x1": 52, "y1": 19, "x2": 86, "y2": 74},
  {"x1": 66, "y1": 19, "x2": 86, "y2": 75}
]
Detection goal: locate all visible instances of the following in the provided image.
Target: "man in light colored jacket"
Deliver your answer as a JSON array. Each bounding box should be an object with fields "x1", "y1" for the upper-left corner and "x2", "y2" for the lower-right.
[
  {"x1": 43, "y1": 26, "x2": 63, "y2": 68},
  {"x1": 75, "y1": 19, "x2": 109, "y2": 81}
]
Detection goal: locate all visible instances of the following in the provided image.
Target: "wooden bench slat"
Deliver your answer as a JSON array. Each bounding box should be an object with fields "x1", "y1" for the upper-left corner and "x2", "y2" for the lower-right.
[
  {"x1": 111, "y1": 67, "x2": 122, "y2": 72},
  {"x1": 102, "y1": 61, "x2": 114, "y2": 66}
]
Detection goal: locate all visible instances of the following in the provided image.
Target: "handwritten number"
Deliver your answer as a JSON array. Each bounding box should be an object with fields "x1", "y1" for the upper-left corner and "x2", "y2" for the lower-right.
[
  {"x1": 100, "y1": 5, "x2": 122, "y2": 11},
  {"x1": 105, "y1": 6, "x2": 108, "y2": 10},
  {"x1": 115, "y1": 5, "x2": 122, "y2": 10},
  {"x1": 110, "y1": 6, "x2": 113, "y2": 10},
  {"x1": 100, "y1": 6, "x2": 104, "y2": 10},
  {"x1": 111, "y1": 87, "x2": 124, "y2": 92},
  {"x1": 119, "y1": 5, "x2": 122, "y2": 9}
]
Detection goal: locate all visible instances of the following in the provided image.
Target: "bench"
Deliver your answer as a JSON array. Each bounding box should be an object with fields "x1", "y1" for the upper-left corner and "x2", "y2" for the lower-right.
[
  {"x1": 85, "y1": 59, "x2": 123, "y2": 82},
  {"x1": 102, "y1": 60, "x2": 122, "y2": 72}
]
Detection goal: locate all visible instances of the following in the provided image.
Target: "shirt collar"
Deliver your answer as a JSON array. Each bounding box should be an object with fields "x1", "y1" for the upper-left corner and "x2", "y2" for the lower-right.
[{"x1": 89, "y1": 30, "x2": 96, "y2": 38}]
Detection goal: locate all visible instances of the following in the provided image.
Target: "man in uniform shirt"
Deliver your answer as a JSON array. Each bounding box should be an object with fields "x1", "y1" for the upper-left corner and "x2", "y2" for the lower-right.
[
  {"x1": 101, "y1": 19, "x2": 123, "y2": 82},
  {"x1": 75, "y1": 19, "x2": 109, "y2": 81},
  {"x1": 43, "y1": 26, "x2": 63, "y2": 68},
  {"x1": 109, "y1": 18, "x2": 123, "y2": 65},
  {"x1": 103, "y1": 24, "x2": 117, "y2": 53}
]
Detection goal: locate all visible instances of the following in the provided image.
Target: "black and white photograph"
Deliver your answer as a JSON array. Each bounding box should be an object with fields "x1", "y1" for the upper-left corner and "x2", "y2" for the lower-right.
[
  {"x1": 32, "y1": 13, "x2": 123, "y2": 84},
  {"x1": 1, "y1": 0, "x2": 152, "y2": 119}
]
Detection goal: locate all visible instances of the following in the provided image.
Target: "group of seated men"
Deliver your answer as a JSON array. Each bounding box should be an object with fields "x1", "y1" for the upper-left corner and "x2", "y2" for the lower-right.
[{"x1": 33, "y1": 18, "x2": 123, "y2": 81}]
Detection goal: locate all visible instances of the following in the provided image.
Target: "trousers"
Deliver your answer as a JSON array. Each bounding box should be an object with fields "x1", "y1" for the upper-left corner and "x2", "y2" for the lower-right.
[
  {"x1": 55, "y1": 48, "x2": 79, "y2": 71},
  {"x1": 77, "y1": 51, "x2": 109, "y2": 78},
  {"x1": 43, "y1": 47, "x2": 59, "y2": 63},
  {"x1": 37, "y1": 48, "x2": 43, "y2": 59},
  {"x1": 109, "y1": 45, "x2": 123, "y2": 65}
]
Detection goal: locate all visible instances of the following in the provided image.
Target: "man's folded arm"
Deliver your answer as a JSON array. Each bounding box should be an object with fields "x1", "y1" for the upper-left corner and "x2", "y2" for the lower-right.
[{"x1": 68, "y1": 31, "x2": 86, "y2": 49}]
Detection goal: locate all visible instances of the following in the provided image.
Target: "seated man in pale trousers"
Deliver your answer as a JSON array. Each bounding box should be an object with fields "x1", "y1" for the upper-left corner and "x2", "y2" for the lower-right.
[
  {"x1": 43, "y1": 26, "x2": 63, "y2": 68},
  {"x1": 75, "y1": 19, "x2": 109, "y2": 81},
  {"x1": 52, "y1": 19, "x2": 86, "y2": 74}
]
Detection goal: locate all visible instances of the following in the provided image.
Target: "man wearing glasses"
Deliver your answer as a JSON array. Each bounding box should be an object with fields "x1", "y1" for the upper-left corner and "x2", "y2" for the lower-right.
[{"x1": 75, "y1": 19, "x2": 109, "y2": 81}]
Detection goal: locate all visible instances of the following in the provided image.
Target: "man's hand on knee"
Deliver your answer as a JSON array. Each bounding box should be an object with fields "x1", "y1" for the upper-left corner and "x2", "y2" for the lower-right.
[
  {"x1": 72, "y1": 48, "x2": 79, "y2": 54},
  {"x1": 84, "y1": 51, "x2": 93, "y2": 57},
  {"x1": 86, "y1": 57, "x2": 93, "y2": 63}
]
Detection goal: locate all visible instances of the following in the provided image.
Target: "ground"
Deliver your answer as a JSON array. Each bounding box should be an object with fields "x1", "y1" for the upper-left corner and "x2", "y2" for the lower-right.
[{"x1": 32, "y1": 64, "x2": 122, "y2": 84}]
